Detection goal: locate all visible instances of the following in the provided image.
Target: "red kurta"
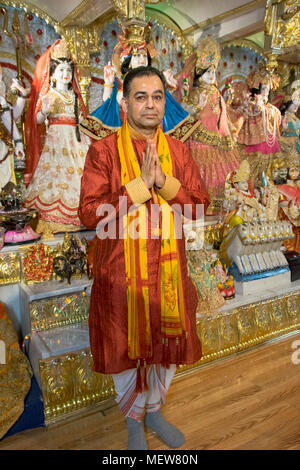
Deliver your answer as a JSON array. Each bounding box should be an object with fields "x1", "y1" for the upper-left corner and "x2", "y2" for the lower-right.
[{"x1": 78, "y1": 131, "x2": 210, "y2": 374}]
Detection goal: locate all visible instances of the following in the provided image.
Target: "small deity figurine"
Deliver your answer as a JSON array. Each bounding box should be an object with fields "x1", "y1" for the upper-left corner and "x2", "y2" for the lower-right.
[
  {"x1": 275, "y1": 152, "x2": 300, "y2": 252},
  {"x1": 0, "y1": 65, "x2": 28, "y2": 189},
  {"x1": 24, "y1": 39, "x2": 91, "y2": 234},
  {"x1": 186, "y1": 249, "x2": 225, "y2": 315},
  {"x1": 212, "y1": 258, "x2": 235, "y2": 300},
  {"x1": 223, "y1": 159, "x2": 266, "y2": 224},
  {"x1": 52, "y1": 232, "x2": 90, "y2": 283},
  {"x1": 280, "y1": 94, "x2": 300, "y2": 156},
  {"x1": 286, "y1": 163, "x2": 300, "y2": 188},
  {"x1": 267, "y1": 157, "x2": 288, "y2": 185},
  {"x1": 80, "y1": 21, "x2": 190, "y2": 141},
  {"x1": 22, "y1": 243, "x2": 53, "y2": 284},
  {"x1": 237, "y1": 63, "x2": 282, "y2": 182},
  {"x1": 181, "y1": 36, "x2": 241, "y2": 213}
]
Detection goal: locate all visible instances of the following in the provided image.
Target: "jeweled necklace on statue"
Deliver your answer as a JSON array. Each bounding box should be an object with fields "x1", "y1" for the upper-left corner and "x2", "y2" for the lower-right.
[
  {"x1": 51, "y1": 87, "x2": 74, "y2": 105},
  {"x1": 198, "y1": 81, "x2": 220, "y2": 115},
  {"x1": 262, "y1": 104, "x2": 277, "y2": 147},
  {"x1": 243, "y1": 101, "x2": 262, "y2": 118}
]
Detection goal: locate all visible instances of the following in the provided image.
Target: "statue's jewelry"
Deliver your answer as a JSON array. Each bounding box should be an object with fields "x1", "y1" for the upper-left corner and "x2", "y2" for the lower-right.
[{"x1": 51, "y1": 88, "x2": 74, "y2": 106}]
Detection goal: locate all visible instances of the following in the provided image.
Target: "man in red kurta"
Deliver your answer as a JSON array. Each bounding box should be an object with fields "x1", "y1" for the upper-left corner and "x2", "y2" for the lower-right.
[{"x1": 79, "y1": 66, "x2": 210, "y2": 450}]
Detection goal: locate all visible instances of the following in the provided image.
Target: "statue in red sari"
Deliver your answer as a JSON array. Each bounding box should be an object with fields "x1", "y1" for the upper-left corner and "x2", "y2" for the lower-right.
[{"x1": 24, "y1": 39, "x2": 90, "y2": 235}]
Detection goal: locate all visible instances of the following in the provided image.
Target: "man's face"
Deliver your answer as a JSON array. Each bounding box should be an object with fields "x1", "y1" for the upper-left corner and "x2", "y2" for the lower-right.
[{"x1": 121, "y1": 75, "x2": 165, "y2": 132}]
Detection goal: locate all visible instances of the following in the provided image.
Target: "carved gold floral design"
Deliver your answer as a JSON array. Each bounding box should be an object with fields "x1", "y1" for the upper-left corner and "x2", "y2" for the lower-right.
[
  {"x1": 40, "y1": 349, "x2": 115, "y2": 424},
  {"x1": 177, "y1": 289, "x2": 300, "y2": 375},
  {"x1": 0, "y1": 252, "x2": 21, "y2": 285}
]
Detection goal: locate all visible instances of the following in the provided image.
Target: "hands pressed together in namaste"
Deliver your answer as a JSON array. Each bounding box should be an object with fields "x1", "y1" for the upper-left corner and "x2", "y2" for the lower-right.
[{"x1": 141, "y1": 139, "x2": 166, "y2": 190}]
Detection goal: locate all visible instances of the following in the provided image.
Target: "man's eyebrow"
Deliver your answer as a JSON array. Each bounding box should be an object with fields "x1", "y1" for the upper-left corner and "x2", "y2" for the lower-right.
[{"x1": 134, "y1": 89, "x2": 164, "y2": 97}]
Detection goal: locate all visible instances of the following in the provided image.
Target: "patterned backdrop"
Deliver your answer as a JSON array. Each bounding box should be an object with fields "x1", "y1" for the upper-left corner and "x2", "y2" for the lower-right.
[
  {"x1": 0, "y1": 6, "x2": 265, "y2": 114},
  {"x1": 217, "y1": 43, "x2": 265, "y2": 94},
  {"x1": 0, "y1": 6, "x2": 59, "y2": 95},
  {"x1": 89, "y1": 18, "x2": 186, "y2": 112}
]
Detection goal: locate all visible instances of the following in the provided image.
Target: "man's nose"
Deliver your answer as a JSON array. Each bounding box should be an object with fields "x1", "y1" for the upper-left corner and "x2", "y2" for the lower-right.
[{"x1": 145, "y1": 97, "x2": 154, "y2": 108}]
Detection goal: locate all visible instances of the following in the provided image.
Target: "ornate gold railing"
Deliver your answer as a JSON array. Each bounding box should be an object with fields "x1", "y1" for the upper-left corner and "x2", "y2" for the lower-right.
[{"x1": 38, "y1": 288, "x2": 300, "y2": 424}]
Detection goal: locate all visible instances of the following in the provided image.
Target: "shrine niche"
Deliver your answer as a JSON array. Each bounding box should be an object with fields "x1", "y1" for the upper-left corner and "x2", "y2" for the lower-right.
[{"x1": 218, "y1": 40, "x2": 266, "y2": 98}]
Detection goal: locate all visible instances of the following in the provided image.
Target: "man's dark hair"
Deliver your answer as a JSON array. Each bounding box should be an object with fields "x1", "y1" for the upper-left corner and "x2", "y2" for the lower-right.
[{"x1": 123, "y1": 66, "x2": 166, "y2": 99}]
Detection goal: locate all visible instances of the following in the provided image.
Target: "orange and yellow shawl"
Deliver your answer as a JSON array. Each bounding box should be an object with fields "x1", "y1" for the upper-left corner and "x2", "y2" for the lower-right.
[{"x1": 117, "y1": 120, "x2": 187, "y2": 369}]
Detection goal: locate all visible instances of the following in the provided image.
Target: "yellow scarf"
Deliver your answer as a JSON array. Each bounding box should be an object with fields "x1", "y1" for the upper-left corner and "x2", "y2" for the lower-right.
[{"x1": 117, "y1": 120, "x2": 187, "y2": 363}]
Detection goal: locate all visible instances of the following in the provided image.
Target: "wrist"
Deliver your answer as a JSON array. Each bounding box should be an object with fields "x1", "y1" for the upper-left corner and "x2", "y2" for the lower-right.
[
  {"x1": 141, "y1": 175, "x2": 153, "y2": 189},
  {"x1": 154, "y1": 174, "x2": 166, "y2": 190}
]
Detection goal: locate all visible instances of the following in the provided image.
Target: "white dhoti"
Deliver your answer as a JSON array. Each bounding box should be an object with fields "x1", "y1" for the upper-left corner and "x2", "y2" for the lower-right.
[{"x1": 112, "y1": 364, "x2": 176, "y2": 422}]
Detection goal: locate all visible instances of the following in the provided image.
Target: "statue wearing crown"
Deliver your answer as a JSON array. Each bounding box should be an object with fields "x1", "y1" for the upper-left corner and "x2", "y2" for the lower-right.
[
  {"x1": 0, "y1": 64, "x2": 28, "y2": 190},
  {"x1": 79, "y1": 19, "x2": 193, "y2": 142},
  {"x1": 23, "y1": 38, "x2": 91, "y2": 234},
  {"x1": 237, "y1": 63, "x2": 282, "y2": 183},
  {"x1": 223, "y1": 159, "x2": 266, "y2": 225},
  {"x1": 271, "y1": 152, "x2": 300, "y2": 253},
  {"x1": 280, "y1": 79, "x2": 300, "y2": 157},
  {"x1": 180, "y1": 36, "x2": 241, "y2": 214}
]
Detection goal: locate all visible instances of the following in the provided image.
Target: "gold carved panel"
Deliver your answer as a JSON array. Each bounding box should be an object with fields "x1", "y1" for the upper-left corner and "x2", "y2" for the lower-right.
[
  {"x1": 40, "y1": 349, "x2": 115, "y2": 424},
  {"x1": 0, "y1": 252, "x2": 21, "y2": 285},
  {"x1": 29, "y1": 291, "x2": 90, "y2": 332}
]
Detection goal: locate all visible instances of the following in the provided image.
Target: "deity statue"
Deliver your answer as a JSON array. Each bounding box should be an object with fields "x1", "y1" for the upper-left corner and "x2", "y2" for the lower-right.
[
  {"x1": 280, "y1": 83, "x2": 300, "y2": 156},
  {"x1": 274, "y1": 152, "x2": 300, "y2": 253},
  {"x1": 186, "y1": 249, "x2": 226, "y2": 315},
  {"x1": 24, "y1": 39, "x2": 91, "y2": 234},
  {"x1": 237, "y1": 63, "x2": 282, "y2": 183},
  {"x1": 180, "y1": 36, "x2": 241, "y2": 214},
  {"x1": 223, "y1": 159, "x2": 266, "y2": 224},
  {"x1": 0, "y1": 65, "x2": 27, "y2": 189},
  {"x1": 220, "y1": 157, "x2": 292, "y2": 280},
  {"x1": 80, "y1": 21, "x2": 191, "y2": 141}
]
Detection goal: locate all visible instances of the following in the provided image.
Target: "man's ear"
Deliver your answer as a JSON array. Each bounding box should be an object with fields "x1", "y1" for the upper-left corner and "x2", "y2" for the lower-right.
[{"x1": 121, "y1": 96, "x2": 128, "y2": 115}]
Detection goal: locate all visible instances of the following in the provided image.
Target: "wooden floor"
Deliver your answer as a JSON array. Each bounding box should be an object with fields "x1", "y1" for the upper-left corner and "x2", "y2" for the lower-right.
[{"x1": 1, "y1": 332, "x2": 300, "y2": 450}]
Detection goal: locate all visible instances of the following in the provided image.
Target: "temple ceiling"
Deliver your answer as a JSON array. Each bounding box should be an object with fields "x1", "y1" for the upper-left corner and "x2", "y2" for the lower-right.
[{"x1": 4, "y1": 0, "x2": 266, "y2": 44}]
